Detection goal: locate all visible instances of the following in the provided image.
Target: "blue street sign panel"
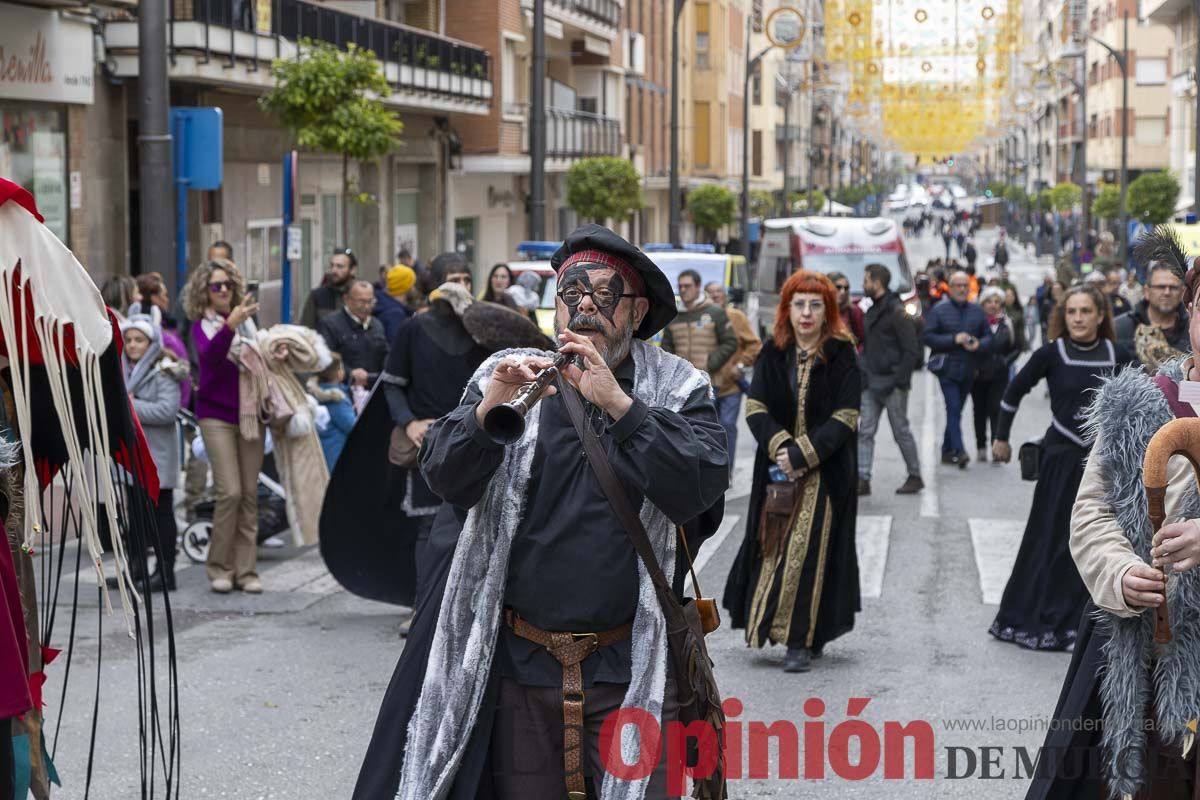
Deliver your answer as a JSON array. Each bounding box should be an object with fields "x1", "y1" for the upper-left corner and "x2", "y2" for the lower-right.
[{"x1": 169, "y1": 107, "x2": 223, "y2": 190}]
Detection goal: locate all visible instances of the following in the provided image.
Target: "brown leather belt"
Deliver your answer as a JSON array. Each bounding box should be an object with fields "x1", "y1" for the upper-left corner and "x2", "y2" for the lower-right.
[{"x1": 504, "y1": 609, "x2": 633, "y2": 799}]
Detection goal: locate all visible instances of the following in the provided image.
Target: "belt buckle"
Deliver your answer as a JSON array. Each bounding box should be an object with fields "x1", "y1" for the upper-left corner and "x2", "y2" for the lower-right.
[
  {"x1": 572, "y1": 631, "x2": 599, "y2": 646},
  {"x1": 568, "y1": 793, "x2": 587, "y2": 800}
]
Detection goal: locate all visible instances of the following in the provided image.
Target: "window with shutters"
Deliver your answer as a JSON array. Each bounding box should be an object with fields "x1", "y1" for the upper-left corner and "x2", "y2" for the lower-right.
[{"x1": 695, "y1": 101, "x2": 711, "y2": 168}]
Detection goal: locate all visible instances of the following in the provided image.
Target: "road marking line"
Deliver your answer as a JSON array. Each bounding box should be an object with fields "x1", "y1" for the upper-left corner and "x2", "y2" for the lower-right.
[
  {"x1": 692, "y1": 514, "x2": 740, "y2": 581},
  {"x1": 856, "y1": 515, "x2": 892, "y2": 599},
  {"x1": 968, "y1": 517, "x2": 1026, "y2": 605},
  {"x1": 920, "y1": 370, "x2": 940, "y2": 518}
]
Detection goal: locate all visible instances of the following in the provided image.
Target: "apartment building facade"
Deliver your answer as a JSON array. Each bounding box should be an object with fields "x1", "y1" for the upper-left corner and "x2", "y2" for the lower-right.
[
  {"x1": 82, "y1": 0, "x2": 494, "y2": 322},
  {"x1": 1147, "y1": 0, "x2": 1199, "y2": 209},
  {"x1": 445, "y1": 0, "x2": 625, "y2": 273}
]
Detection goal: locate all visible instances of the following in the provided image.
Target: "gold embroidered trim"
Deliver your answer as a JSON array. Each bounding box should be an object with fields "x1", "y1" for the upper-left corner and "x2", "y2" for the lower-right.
[
  {"x1": 767, "y1": 430, "x2": 793, "y2": 458},
  {"x1": 805, "y1": 495, "x2": 834, "y2": 648},
  {"x1": 794, "y1": 354, "x2": 814, "y2": 438},
  {"x1": 797, "y1": 435, "x2": 819, "y2": 468},
  {"x1": 832, "y1": 408, "x2": 859, "y2": 430},
  {"x1": 767, "y1": 472, "x2": 821, "y2": 645},
  {"x1": 745, "y1": 398, "x2": 768, "y2": 417}
]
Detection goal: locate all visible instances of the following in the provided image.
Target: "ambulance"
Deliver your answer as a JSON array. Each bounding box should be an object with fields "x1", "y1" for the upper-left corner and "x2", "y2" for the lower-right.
[{"x1": 750, "y1": 216, "x2": 920, "y2": 339}]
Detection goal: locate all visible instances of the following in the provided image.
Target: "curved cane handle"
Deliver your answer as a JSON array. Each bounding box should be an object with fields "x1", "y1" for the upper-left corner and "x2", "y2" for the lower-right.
[{"x1": 1142, "y1": 419, "x2": 1200, "y2": 645}]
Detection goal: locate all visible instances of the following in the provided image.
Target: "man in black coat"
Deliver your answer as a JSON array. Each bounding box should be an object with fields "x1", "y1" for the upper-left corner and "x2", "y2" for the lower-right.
[
  {"x1": 300, "y1": 246, "x2": 357, "y2": 328},
  {"x1": 858, "y1": 263, "x2": 924, "y2": 496},
  {"x1": 317, "y1": 280, "x2": 389, "y2": 388}
]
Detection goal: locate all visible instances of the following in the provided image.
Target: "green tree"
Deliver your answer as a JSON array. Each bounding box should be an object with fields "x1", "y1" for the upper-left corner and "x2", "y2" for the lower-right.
[
  {"x1": 262, "y1": 39, "x2": 403, "y2": 240},
  {"x1": 1003, "y1": 184, "x2": 1026, "y2": 204},
  {"x1": 788, "y1": 189, "x2": 827, "y2": 215},
  {"x1": 565, "y1": 157, "x2": 643, "y2": 224},
  {"x1": 1128, "y1": 170, "x2": 1181, "y2": 226},
  {"x1": 1050, "y1": 182, "x2": 1082, "y2": 212},
  {"x1": 748, "y1": 189, "x2": 775, "y2": 219},
  {"x1": 1091, "y1": 182, "x2": 1120, "y2": 222},
  {"x1": 688, "y1": 184, "x2": 737, "y2": 242}
]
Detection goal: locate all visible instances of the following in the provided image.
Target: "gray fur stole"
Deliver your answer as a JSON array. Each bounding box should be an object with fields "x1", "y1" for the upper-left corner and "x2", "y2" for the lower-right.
[
  {"x1": 1087, "y1": 358, "x2": 1200, "y2": 796},
  {"x1": 397, "y1": 339, "x2": 712, "y2": 800}
]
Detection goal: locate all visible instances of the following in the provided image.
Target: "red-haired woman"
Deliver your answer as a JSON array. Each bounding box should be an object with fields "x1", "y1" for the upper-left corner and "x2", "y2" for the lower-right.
[{"x1": 723, "y1": 270, "x2": 862, "y2": 673}]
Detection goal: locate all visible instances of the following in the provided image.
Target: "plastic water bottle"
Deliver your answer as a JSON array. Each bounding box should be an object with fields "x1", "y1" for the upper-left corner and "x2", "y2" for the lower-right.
[{"x1": 769, "y1": 464, "x2": 789, "y2": 482}]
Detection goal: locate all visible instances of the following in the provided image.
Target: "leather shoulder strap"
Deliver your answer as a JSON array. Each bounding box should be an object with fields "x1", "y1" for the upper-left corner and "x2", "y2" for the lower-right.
[{"x1": 557, "y1": 379, "x2": 675, "y2": 596}]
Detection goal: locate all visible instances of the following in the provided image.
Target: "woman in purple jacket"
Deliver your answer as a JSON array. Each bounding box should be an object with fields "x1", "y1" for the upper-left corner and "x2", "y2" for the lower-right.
[{"x1": 182, "y1": 259, "x2": 265, "y2": 594}]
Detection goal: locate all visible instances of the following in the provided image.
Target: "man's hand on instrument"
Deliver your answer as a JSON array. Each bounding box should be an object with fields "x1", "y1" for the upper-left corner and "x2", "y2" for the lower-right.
[
  {"x1": 1152, "y1": 519, "x2": 1200, "y2": 572},
  {"x1": 558, "y1": 330, "x2": 633, "y2": 421},
  {"x1": 1122, "y1": 564, "x2": 1166, "y2": 608},
  {"x1": 474, "y1": 355, "x2": 556, "y2": 427}
]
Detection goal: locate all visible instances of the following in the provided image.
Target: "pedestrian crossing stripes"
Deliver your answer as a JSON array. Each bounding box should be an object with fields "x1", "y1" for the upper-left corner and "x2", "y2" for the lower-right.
[
  {"x1": 968, "y1": 517, "x2": 1026, "y2": 605},
  {"x1": 856, "y1": 515, "x2": 891, "y2": 599}
]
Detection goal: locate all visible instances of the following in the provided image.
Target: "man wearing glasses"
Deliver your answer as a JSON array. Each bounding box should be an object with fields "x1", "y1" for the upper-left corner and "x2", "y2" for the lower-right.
[
  {"x1": 827, "y1": 271, "x2": 864, "y2": 348},
  {"x1": 1114, "y1": 263, "x2": 1190, "y2": 372},
  {"x1": 662, "y1": 269, "x2": 740, "y2": 457},
  {"x1": 318, "y1": 280, "x2": 390, "y2": 388},
  {"x1": 301, "y1": 247, "x2": 358, "y2": 328}
]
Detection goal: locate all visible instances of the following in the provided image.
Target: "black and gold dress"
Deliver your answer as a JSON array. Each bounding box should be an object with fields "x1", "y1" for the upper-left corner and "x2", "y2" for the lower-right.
[{"x1": 723, "y1": 336, "x2": 862, "y2": 651}]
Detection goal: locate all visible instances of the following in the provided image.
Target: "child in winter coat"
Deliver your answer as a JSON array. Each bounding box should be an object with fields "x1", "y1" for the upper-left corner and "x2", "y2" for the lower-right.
[
  {"x1": 122, "y1": 313, "x2": 190, "y2": 591},
  {"x1": 309, "y1": 352, "x2": 356, "y2": 470}
]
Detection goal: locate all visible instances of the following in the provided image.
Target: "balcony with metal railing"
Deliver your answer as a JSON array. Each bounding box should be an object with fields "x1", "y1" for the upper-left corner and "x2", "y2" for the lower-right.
[
  {"x1": 103, "y1": 0, "x2": 492, "y2": 115},
  {"x1": 520, "y1": 106, "x2": 621, "y2": 159},
  {"x1": 520, "y1": 0, "x2": 621, "y2": 38}
]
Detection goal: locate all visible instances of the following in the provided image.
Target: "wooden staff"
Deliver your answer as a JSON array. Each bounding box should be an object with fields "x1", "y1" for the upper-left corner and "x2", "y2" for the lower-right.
[{"x1": 1142, "y1": 418, "x2": 1200, "y2": 644}]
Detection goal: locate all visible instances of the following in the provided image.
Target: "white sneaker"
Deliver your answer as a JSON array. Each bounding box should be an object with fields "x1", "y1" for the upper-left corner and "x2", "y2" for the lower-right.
[{"x1": 262, "y1": 535, "x2": 286, "y2": 548}]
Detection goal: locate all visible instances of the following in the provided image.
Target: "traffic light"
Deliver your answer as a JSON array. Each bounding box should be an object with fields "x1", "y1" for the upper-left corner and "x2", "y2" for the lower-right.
[{"x1": 947, "y1": 157, "x2": 955, "y2": 167}]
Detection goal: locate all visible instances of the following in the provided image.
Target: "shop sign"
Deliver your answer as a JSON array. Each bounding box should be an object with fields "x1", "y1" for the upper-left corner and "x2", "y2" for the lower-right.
[{"x1": 0, "y1": 5, "x2": 94, "y2": 104}]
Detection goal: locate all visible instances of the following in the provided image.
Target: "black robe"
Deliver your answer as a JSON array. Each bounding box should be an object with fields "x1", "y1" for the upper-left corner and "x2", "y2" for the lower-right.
[
  {"x1": 723, "y1": 336, "x2": 862, "y2": 651},
  {"x1": 352, "y1": 359, "x2": 727, "y2": 799}
]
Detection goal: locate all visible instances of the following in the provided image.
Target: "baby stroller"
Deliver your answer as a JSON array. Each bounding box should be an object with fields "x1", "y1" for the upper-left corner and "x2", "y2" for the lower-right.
[{"x1": 177, "y1": 410, "x2": 292, "y2": 564}]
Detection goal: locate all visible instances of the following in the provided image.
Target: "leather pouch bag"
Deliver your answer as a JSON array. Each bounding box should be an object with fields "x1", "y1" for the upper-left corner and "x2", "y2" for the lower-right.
[
  {"x1": 1019, "y1": 439, "x2": 1042, "y2": 482},
  {"x1": 759, "y1": 481, "x2": 797, "y2": 558}
]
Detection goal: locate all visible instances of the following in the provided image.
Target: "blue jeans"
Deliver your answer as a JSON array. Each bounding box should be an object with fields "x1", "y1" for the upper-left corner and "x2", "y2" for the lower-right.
[
  {"x1": 715, "y1": 393, "x2": 742, "y2": 464},
  {"x1": 938, "y1": 376, "x2": 973, "y2": 456}
]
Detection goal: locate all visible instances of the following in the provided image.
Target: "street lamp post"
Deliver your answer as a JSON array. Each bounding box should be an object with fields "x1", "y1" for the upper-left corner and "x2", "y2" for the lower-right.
[
  {"x1": 740, "y1": 7, "x2": 805, "y2": 262},
  {"x1": 529, "y1": 0, "x2": 546, "y2": 240},
  {"x1": 1041, "y1": 63, "x2": 1086, "y2": 264},
  {"x1": 669, "y1": 0, "x2": 685, "y2": 246},
  {"x1": 1068, "y1": 20, "x2": 1130, "y2": 266},
  {"x1": 741, "y1": 17, "x2": 773, "y2": 263}
]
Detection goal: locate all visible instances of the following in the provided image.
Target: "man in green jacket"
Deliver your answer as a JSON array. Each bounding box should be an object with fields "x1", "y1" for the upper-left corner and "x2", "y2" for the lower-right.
[{"x1": 662, "y1": 268, "x2": 740, "y2": 457}]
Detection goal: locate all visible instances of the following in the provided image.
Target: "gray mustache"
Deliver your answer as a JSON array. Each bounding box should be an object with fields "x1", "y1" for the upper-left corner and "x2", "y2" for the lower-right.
[{"x1": 569, "y1": 315, "x2": 607, "y2": 332}]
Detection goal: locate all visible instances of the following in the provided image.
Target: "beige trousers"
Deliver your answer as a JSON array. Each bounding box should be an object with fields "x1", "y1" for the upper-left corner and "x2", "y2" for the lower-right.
[{"x1": 198, "y1": 418, "x2": 264, "y2": 584}]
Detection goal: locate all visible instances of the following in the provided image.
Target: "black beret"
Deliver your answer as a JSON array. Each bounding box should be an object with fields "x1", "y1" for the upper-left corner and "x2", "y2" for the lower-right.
[{"x1": 550, "y1": 224, "x2": 676, "y2": 340}]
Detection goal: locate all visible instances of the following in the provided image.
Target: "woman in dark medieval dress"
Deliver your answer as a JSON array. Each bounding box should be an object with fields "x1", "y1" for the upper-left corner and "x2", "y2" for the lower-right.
[
  {"x1": 989, "y1": 283, "x2": 1131, "y2": 652},
  {"x1": 723, "y1": 269, "x2": 861, "y2": 674}
]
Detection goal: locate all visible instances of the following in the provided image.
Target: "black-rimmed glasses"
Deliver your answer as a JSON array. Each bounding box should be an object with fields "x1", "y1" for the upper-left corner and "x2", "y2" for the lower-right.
[{"x1": 558, "y1": 287, "x2": 640, "y2": 308}]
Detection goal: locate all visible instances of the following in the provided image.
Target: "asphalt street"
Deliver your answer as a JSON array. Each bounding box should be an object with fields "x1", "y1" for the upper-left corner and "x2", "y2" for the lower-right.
[{"x1": 40, "y1": 226, "x2": 1076, "y2": 799}]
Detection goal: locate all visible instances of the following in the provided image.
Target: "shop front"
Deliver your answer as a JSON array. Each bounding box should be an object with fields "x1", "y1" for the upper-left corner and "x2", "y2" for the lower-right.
[{"x1": 0, "y1": 2, "x2": 95, "y2": 245}]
